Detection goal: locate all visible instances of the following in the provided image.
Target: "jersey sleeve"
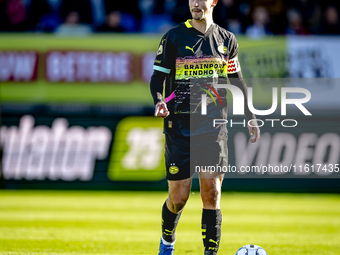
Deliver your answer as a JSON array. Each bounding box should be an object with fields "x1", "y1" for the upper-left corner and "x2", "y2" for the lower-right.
[
  {"x1": 227, "y1": 33, "x2": 241, "y2": 74},
  {"x1": 153, "y1": 32, "x2": 176, "y2": 75}
]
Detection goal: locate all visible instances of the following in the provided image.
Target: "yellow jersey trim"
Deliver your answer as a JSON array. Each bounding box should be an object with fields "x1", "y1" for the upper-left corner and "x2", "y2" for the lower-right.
[{"x1": 185, "y1": 19, "x2": 192, "y2": 28}]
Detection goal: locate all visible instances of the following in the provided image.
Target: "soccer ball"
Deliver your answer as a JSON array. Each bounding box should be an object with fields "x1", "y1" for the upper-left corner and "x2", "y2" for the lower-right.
[{"x1": 235, "y1": 244, "x2": 268, "y2": 255}]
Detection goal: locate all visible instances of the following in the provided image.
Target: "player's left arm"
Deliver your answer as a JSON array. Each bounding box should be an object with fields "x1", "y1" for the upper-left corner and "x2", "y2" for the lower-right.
[
  {"x1": 228, "y1": 68, "x2": 260, "y2": 143},
  {"x1": 226, "y1": 33, "x2": 260, "y2": 143}
]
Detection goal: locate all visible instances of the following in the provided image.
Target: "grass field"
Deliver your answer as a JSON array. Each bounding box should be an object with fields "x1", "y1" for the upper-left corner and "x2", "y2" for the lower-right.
[{"x1": 0, "y1": 190, "x2": 339, "y2": 255}]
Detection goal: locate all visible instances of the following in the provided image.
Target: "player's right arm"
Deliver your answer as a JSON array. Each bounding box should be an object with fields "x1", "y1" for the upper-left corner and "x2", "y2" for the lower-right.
[
  {"x1": 150, "y1": 72, "x2": 169, "y2": 118},
  {"x1": 150, "y1": 32, "x2": 176, "y2": 119}
]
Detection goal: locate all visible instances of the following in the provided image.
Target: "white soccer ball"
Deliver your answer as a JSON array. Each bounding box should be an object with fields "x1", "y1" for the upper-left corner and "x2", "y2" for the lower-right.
[{"x1": 235, "y1": 244, "x2": 268, "y2": 255}]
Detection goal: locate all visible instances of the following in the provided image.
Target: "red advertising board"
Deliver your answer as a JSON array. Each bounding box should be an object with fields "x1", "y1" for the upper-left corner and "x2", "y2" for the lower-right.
[
  {"x1": 0, "y1": 50, "x2": 156, "y2": 83},
  {"x1": 0, "y1": 51, "x2": 39, "y2": 82}
]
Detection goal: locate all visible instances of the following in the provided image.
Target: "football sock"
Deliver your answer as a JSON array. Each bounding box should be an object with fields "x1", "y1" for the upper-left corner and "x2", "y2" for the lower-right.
[
  {"x1": 161, "y1": 201, "x2": 182, "y2": 243},
  {"x1": 202, "y1": 209, "x2": 222, "y2": 255}
]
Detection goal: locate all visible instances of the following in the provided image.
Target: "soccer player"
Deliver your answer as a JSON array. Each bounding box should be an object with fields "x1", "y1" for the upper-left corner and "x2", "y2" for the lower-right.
[{"x1": 150, "y1": 0, "x2": 260, "y2": 254}]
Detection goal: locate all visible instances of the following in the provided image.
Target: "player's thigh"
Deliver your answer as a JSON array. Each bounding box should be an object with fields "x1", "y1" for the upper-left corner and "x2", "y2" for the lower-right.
[
  {"x1": 165, "y1": 134, "x2": 191, "y2": 180},
  {"x1": 193, "y1": 132, "x2": 228, "y2": 175}
]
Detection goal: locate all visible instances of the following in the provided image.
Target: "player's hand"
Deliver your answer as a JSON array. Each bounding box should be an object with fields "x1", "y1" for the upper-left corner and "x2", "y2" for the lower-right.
[
  {"x1": 248, "y1": 119, "x2": 260, "y2": 143},
  {"x1": 154, "y1": 101, "x2": 170, "y2": 118}
]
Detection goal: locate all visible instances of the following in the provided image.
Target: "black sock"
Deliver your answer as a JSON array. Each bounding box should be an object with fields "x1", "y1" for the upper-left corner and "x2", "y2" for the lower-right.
[
  {"x1": 202, "y1": 209, "x2": 222, "y2": 255},
  {"x1": 161, "y1": 201, "x2": 182, "y2": 243}
]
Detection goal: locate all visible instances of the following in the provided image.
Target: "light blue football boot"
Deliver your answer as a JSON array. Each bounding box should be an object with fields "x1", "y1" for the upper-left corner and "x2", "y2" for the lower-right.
[{"x1": 158, "y1": 238, "x2": 175, "y2": 255}]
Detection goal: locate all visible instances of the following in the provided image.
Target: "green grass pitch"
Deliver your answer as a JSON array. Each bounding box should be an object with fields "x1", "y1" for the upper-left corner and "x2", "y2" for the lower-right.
[{"x1": 0, "y1": 190, "x2": 339, "y2": 255}]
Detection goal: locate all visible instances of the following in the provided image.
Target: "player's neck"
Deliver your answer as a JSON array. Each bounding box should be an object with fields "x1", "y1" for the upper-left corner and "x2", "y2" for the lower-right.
[{"x1": 190, "y1": 18, "x2": 213, "y2": 34}]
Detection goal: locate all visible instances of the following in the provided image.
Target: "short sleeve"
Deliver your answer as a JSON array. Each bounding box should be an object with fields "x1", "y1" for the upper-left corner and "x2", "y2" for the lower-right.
[
  {"x1": 228, "y1": 33, "x2": 239, "y2": 60},
  {"x1": 227, "y1": 33, "x2": 241, "y2": 74},
  {"x1": 153, "y1": 32, "x2": 176, "y2": 75}
]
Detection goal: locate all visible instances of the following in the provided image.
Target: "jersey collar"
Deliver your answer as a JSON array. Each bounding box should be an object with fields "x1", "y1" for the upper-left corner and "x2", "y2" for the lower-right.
[
  {"x1": 185, "y1": 19, "x2": 193, "y2": 28},
  {"x1": 184, "y1": 19, "x2": 215, "y2": 36}
]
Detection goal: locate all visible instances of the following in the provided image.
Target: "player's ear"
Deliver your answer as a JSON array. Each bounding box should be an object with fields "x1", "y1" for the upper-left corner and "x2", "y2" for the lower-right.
[{"x1": 211, "y1": 0, "x2": 218, "y2": 8}]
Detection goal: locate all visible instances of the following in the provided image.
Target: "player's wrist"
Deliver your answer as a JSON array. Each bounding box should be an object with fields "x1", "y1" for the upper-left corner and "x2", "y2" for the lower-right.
[
  {"x1": 155, "y1": 101, "x2": 166, "y2": 108},
  {"x1": 156, "y1": 100, "x2": 164, "y2": 104},
  {"x1": 246, "y1": 114, "x2": 256, "y2": 122}
]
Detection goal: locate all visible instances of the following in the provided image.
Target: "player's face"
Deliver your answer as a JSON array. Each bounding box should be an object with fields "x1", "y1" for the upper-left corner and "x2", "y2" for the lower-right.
[{"x1": 189, "y1": 0, "x2": 217, "y2": 21}]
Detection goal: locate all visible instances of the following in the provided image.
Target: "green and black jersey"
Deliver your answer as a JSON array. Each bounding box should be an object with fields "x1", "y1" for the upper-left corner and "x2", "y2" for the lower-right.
[{"x1": 152, "y1": 20, "x2": 242, "y2": 137}]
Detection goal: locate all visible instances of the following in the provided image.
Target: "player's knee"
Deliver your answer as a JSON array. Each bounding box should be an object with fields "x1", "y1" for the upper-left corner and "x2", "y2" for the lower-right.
[
  {"x1": 202, "y1": 187, "x2": 220, "y2": 208},
  {"x1": 173, "y1": 201, "x2": 186, "y2": 213},
  {"x1": 169, "y1": 196, "x2": 188, "y2": 213}
]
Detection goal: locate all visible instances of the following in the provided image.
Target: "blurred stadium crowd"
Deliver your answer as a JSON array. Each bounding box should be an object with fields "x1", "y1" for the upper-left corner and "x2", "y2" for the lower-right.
[{"x1": 0, "y1": 0, "x2": 339, "y2": 36}]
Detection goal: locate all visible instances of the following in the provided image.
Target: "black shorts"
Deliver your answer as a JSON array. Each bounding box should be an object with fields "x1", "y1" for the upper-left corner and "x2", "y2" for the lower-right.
[{"x1": 164, "y1": 129, "x2": 228, "y2": 180}]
